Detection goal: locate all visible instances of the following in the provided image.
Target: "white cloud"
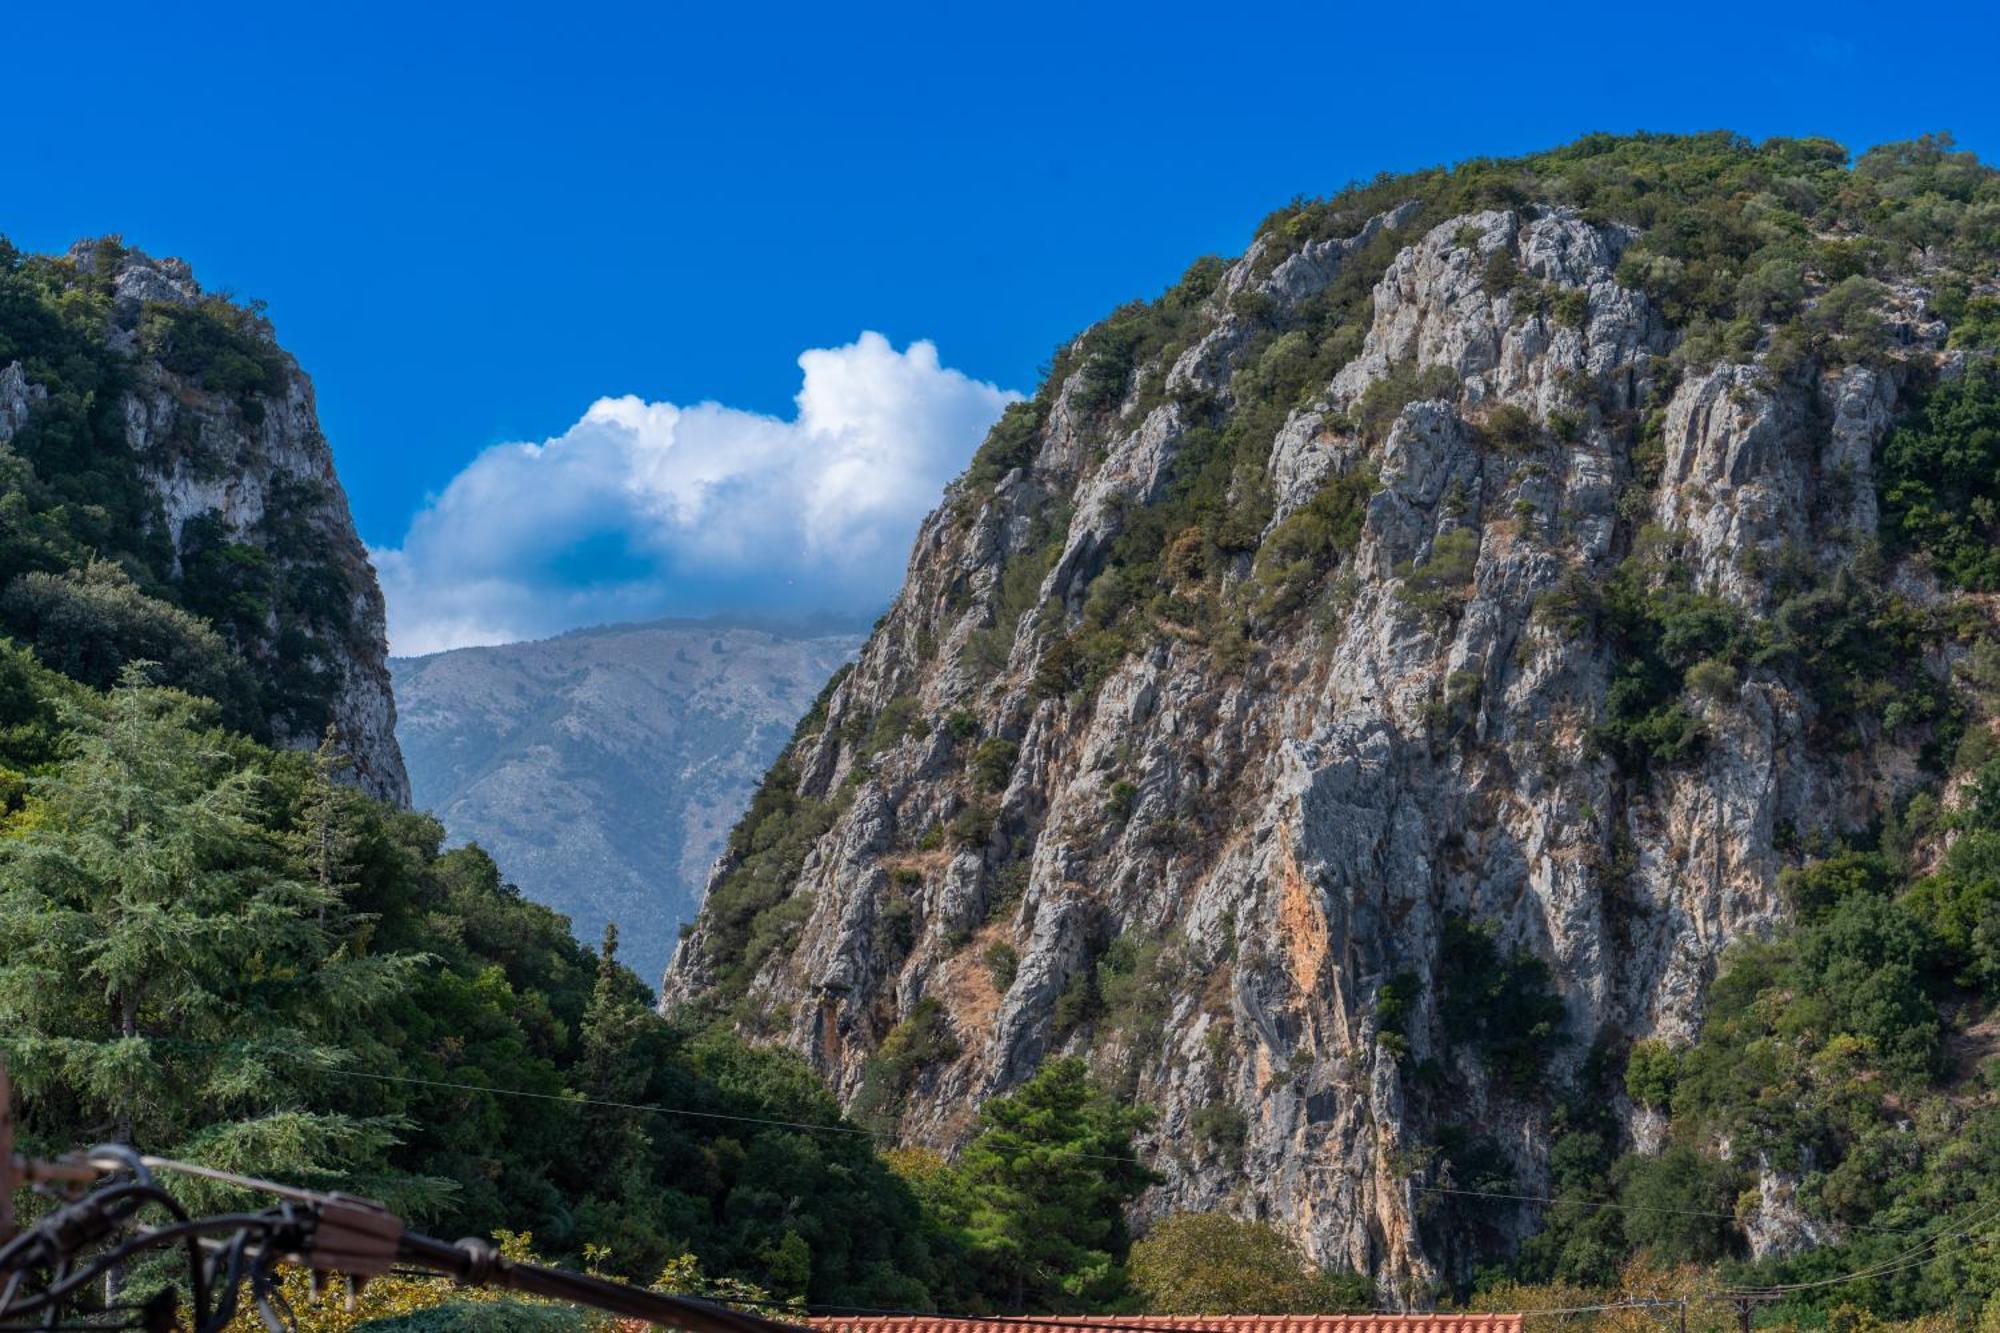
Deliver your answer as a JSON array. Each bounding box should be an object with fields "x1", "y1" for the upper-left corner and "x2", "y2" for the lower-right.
[{"x1": 375, "y1": 333, "x2": 1020, "y2": 656}]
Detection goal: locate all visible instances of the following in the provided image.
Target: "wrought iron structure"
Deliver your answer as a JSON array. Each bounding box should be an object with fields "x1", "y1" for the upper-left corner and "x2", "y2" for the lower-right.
[{"x1": 1, "y1": 1065, "x2": 807, "y2": 1333}]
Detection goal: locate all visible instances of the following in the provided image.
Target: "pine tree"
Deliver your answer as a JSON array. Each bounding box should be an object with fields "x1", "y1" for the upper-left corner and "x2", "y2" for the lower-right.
[
  {"x1": 0, "y1": 673, "x2": 427, "y2": 1207},
  {"x1": 949, "y1": 1058, "x2": 1156, "y2": 1310},
  {"x1": 568, "y1": 923, "x2": 678, "y2": 1280}
]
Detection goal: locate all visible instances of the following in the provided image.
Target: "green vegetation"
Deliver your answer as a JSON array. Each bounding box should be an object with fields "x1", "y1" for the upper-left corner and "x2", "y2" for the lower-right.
[
  {"x1": 1127, "y1": 1212, "x2": 1373, "y2": 1313},
  {"x1": 852, "y1": 998, "x2": 962, "y2": 1130},
  {"x1": 0, "y1": 236, "x2": 358, "y2": 744},
  {"x1": 0, "y1": 664, "x2": 952, "y2": 1307},
  {"x1": 1436, "y1": 915, "x2": 1567, "y2": 1084},
  {"x1": 916, "y1": 1059, "x2": 1156, "y2": 1310},
  {"x1": 1881, "y1": 364, "x2": 2000, "y2": 589},
  {"x1": 137, "y1": 295, "x2": 288, "y2": 422},
  {"x1": 1459, "y1": 757, "x2": 2000, "y2": 1321}
]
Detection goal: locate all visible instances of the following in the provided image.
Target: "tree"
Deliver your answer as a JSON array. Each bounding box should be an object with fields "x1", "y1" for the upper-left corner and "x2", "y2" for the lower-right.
[
  {"x1": 1127, "y1": 1213, "x2": 1372, "y2": 1313},
  {"x1": 0, "y1": 674, "x2": 425, "y2": 1205},
  {"x1": 946, "y1": 1058, "x2": 1155, "y2": 1310}
]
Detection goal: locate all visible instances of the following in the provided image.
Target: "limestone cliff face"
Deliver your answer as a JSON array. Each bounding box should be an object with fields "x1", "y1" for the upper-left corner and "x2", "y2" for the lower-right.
[
  {"x1": 0, "y1": 241, "x2": 408, "y2": 803},
  {"x1": 664, "y1": 157, "x2": 1977, "y2": 1298}
]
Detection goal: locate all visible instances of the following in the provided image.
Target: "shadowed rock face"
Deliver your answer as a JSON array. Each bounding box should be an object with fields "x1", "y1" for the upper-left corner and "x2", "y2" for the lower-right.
[
  {"x1": 393, "y1": 620, "x2": 861, "y2": 985},
  {"x1": 0, "y1": 241, "x2": 408, "y2": 803},
  {"x1": 663, "y1": 190, "x2": 1974, "y2": 1298}
]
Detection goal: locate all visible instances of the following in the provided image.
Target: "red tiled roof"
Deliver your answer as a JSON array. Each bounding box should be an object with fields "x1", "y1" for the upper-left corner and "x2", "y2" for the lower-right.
[{"x1": 805, "y1": 1316, "x2": 1523, "y2": 1333}]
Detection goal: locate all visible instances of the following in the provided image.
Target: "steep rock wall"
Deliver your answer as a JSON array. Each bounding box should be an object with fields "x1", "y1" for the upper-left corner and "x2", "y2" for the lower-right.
[
  {"x1": 666, "y1": 165, "x2": 1980, "y2": 1298},
  {"x1": 0, "y1": 240, "x2": 407, "y2": 802}
]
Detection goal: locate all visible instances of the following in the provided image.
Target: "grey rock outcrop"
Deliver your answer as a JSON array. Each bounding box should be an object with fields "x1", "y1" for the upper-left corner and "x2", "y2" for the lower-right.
[
  {"x1": 8, "y1": 241, "x2": 408, "y2": 803},
  {"x1": 664, "y1": 204, "x2": 1963, "y2": 1299}
]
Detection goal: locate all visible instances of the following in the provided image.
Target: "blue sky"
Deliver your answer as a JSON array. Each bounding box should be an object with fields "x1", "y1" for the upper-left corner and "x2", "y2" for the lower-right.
[{"x1": 9, "y1": 0, "x2": 2000, "y2": 649}]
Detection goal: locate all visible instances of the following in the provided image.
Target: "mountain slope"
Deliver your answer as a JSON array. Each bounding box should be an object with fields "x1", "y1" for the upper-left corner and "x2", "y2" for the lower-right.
[
  {"x1": 663, "y1": 133, "x2": 2000, "y2": 1298},
  {"x1": 0, "y1": 236, "x2": 407, "y2": 800},
  {"x1": 393, "y1": 619, "x2": 861, "y2": 982}
]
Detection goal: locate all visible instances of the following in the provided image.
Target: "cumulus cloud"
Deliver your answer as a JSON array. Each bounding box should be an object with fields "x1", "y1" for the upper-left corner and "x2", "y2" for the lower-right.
[{"x1": 375, "y1": 333, "x2": 1020, "y2": 656}]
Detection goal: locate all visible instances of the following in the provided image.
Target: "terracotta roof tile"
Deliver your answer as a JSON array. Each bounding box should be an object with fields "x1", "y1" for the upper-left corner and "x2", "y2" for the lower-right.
[{"x1": 802, "y1": 1315, "x2": 1523, "y2": 1333}]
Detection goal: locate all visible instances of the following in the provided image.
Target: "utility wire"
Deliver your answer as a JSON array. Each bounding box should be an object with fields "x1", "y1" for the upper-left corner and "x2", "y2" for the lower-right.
[
  {"x1": 27, "y1": 1034, "x2": 1993, "y2": 1308},
  {"x1": 1414, "y1": 1186, "x2": 1949, "y2": 1239},
  {"x1": 299, "y1": 1061, "x2": 1160, "y2": 1170},
  {"x1": 1721, "y1": 1191, "x2": 2000, "y2": 1297}
]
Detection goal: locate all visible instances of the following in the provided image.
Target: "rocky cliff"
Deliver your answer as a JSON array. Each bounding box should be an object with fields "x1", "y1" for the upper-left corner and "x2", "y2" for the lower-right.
[
  {"x1": 392, "y1": 618, "x2": 861, "y2": 983},
  {"x1": 664, "y1": 134, "x2": 2000, "y2": 1296},
  {"x1": 0, "y1": 237, "x2": 407, "y2": 802}
]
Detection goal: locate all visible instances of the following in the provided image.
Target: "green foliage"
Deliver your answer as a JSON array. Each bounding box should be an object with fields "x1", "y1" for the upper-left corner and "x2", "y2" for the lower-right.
[
  {"x1": 983, "y1": 940, "x2": 1019, "y2": 990},
  {"x1": 1612, "y1": 1144, "x2": 1742, "y2": 1263},
  {"x1": 0, "y1": 665, "x2": 959, "y2": 1305},
  {"x1": 1374, "y1": 970, "x2": 1419, "y2": 1057},
  {"x1": 1592, "y1": 542, "x2": 1750, "y2": 770},
  {"x1": 1356, "y1": 362, "x2": 1461, "y2": 439},
  {"x1": 1623, "y1": 1039, "x2": 1679, "y2": 1110},
  {"x1": 1395, "y1": 527, "x2": 1480, "y2": 620},
  {"x1": 685, "y1": 669, "x2": 851, "y2": 1015},
  {"x1": 1478, "y1": 402, "x2": 1540, "y2": 451},
  {"x1": 1436, "y1": 915, "x2": 1566, "y2": 1084},
  {"x1": 852, "y1": 998, "x2": 963, "y2": 1130},
  {"x1": 137, "y1": 297, "x2": 288, "y2": 422},
  {"x1": 971, "y1": 737, "x2": 1020, "y2": 792},
  {"x1": 1127, "y1": 1212, "x2": 1373, "y2": 1313},
  {"x1": 929, "y1": 1059, "x2": 1156, "y2": 1310},
  {"x1": 1250, "y1": 467, "x2": 1377, "y2": 621},
  {"x1": 354, "y1": 1302, "x2": 593, "y2": 1332},
  {"x1": 1947, "y1": 295, "x2": 2000, "y2": 350},
  {"x1": 1189, "y1": 1101, "x2": 1248, "y2": 1168},
  {"x1": 963, "y1": 400, "x2": 1049, "y2": 493},
  {"x1": 0, "y1": 673, "x2": 429, "y2": 1203},
  {"x1": 1881, "y1": 364, "x2": 2000, "y2": 589}
]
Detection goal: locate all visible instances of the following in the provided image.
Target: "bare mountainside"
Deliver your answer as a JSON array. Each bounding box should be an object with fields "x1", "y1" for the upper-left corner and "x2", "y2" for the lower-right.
[
  {"x1": 392, "y1": 619, "x2": 861, "y2": 982},
  {"x1": 663, "y1": 133, "x2": 2000, "y2": 1297}
]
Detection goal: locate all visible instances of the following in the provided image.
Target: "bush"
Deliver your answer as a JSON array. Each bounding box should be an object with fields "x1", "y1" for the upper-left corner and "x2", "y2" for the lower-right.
[
  {"x1": 1437, "y1": 915, "x2": 1567, "y2": 1084},
  {"x1": 1624, "y1": 1039, "x2": 1679, "y2": 1109},
  {"x1": 1, "y1": 560, "x2": 251, "y2": 721},
  {"x1": 1613, "y1": 1145, "x2": 1742, "y2": 1263},
  {"x1": 356, "y1": 1303, "x2": 594, "y2": 1332},
  {"x1": 1190, "y1": 1101, "x2": 1249, "y2": 1168},
  {"x1": 1129, "y1": 1212, "x2": 1373, "y2": 1313},
  {"x1": 1356, "y1": 362, "x2": 1461, "y2": 439},
  {"x1": 137, "y1": 296, "x2": 287, "y2": 422},
  {"x1": 971, "y1": 737, "x2": 1019, "y2": 792},
  {"x1": 1395, "y1": 528, "x2": 1480, "y2": 618},
  {"x1": 983, "y1": 940, "x2": 1019, "y2": 990},
  {"x1": 852, "y1": 998, "x2": 963, "y2": 1128},
  {"x1": 1881, "y1": 364, "x2": 2000, "y2": 589},
  {"x1": 1479, "y1": 402, "x2": 1540, "y2": 450}
]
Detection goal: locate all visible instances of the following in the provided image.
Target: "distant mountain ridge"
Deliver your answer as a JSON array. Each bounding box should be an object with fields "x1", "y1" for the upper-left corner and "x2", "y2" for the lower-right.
[{"x1": 392, "y1": 617, "x2": 863, "y2": 984}]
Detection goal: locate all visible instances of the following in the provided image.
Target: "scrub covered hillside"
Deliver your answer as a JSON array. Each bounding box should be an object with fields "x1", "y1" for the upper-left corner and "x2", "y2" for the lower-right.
[{"x1": 662, "y1": 130, "x2": 2000, "y2": 1317}]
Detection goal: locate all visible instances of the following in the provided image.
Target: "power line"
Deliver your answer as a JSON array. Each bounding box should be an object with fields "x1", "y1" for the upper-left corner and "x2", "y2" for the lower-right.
[
  {"x1": 1414, "y1": 1186, "x2": 1947, "y2": 1239},
  {"x1": 300, "y1": 1062, "x2": 1157, "y2": 1169},
  {"x1": 314, "y1": 1066, "x2": 884, "y2": 1143},
  {"x1": 1721, "y1": 1191, "x2": 2000, "y2": 1298},
  {"x1": 0, "y1": 1032, "x2": 1150, "y2": 1168}
]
